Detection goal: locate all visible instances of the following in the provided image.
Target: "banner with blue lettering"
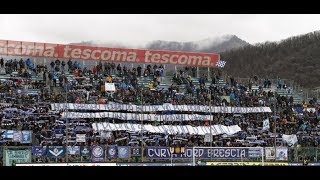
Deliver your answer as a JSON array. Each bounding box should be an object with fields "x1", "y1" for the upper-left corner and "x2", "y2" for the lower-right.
[
  {"x1": 145, "y1": 147, "x2": 261, "y2": 159},
  {"x1": 107, "y1": 146, "x2": 117, "y2": 159},
  {"x1": 91, "y1": 145, "x2": 104, "y2": 162},
  {"x1": 67, "y1": 146, "x2": 80, "y2": 155},
  {"x1": 21, "y1": 131, "x2": 32, "y2": 144},
  {"x1": 81, "y1": 146, "x2": 91, "y2": 157},
  {"x1": 118, "y1": 146, "x2": 129, "y2": 159},
  {"x1": 32, "y1": 146, "x2": 47, "y2": 156},
  {"x1": 131, "y1": 147, "x2": 141, "y2": 157},
  {"x1": 47, "y1": 146, "x2": 65, "y2": 158}
]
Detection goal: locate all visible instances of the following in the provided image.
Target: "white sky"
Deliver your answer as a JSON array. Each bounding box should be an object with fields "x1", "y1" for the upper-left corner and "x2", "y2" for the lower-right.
[{"x1": 1, "y1": 14, "x2": 320, "y2": 46}]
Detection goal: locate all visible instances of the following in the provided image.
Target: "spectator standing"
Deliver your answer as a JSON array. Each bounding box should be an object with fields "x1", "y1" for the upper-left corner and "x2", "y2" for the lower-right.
[
  {"x1": 0, "y1": 57, "x2": 4, "y2": 68},
  {"x1": 137, "y1": 65, "x2": 142, "y2": 77}
]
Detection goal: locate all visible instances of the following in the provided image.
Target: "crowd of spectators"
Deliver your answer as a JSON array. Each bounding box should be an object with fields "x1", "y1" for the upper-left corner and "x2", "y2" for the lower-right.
[{"x1": 0, "y1": 57, "x2": 319, "y2": 164}]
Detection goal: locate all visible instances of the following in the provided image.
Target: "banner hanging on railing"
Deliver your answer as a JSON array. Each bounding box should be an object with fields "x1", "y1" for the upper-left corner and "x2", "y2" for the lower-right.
[
  {"x1": 21, "y1": 131, "x2": 32, "y2": 144},
  {"x1": 52, "y1": 103, "x2": 271, "y2": 114},
  {"x1": 92, "y1": 122, "x2": 241, "y2": 135},
  {"x1": 67, "y1": 146, "x2": 80, "y2": 155},
  {"x1": 47, "y1": 146, "x2": 65, "y2": 158},
  {"x1": 118, "y1": 146, "x2": 130, "y2": 159},
  {"x1": 91, "y1": 146, "x2": 104, "y2": 162},
  {"x1": 265, "y1": 147, "x2": 275, "y2": 160},
  {"x1": 107, "y1": 146, "x2": 118, "y2": 159},
  {"x1": 276, "y1": 147, "x2": 288, "y2": 161},
  {"x1": 145, "y1": 147, "x2": 261, "y2": 159},
  {"x1": 4, "y1": 149, "x2": 31, "y2": 166},
  {"x1": 32, "y1": 146, "x2": 47, "y2": 156},
  {"x1": 80, "y1": 146, "x2": 91, "y2": 157}
]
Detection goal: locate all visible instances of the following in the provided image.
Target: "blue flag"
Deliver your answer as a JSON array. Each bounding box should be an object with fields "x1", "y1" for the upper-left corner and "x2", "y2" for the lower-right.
[
  {"x1": 21, "y1": 131, "x2": 32, "y2": 144},
  {"x1": 107, "y1": 146, "x2": 117, "y2": 159},
  {"x1": 32, "y1": 146, "x2": 47, "y2": 156},
  {"x1": 47, "y1": 146, "x2": 65, "y2": 158},
  {"x1": 118, "y1": 146, "x2": 129, "y2": 159}
]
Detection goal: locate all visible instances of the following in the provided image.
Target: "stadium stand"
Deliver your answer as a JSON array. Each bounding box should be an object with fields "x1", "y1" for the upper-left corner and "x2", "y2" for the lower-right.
[{"x1": 0, "y1": 56, "x2": 319, "y2": 166}]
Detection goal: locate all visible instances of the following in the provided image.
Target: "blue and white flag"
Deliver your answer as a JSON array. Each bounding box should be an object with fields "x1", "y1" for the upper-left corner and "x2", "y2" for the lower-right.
[
  {"x1": 81, "y1": 146, "x2": 91, "y2": 157},
  {"x1": 263, "y1": 119, "x2": 270, "y2": 131},
  {"x1": 67, "y1": 146, "x2": 80, "y2": 155},
  {"x1": 13, "y1": 131, "x2": 22, "y2": 142},
  {"x1": 47, "y1": 146, "x2": 65, "y2": 158},
  {"x1": 276, "y1": 147, "x2": 288, "y2": 161},
  {"x1": 91, "y1": 145, "x2": 104, "y2": 162},
  {"x1": 21, "y1": 131, "x2": 32, "y2": 144},
  {"x1": 1, "y1": 130, "x2": 14, "y2": 139},
  {"x1": 118, "y1": 146, "x2": 129, "y2": 159},
  {"x1": 282, "y1": 134, "x2": 298, "y2": 147},
  {"x1": 216, "y1": 60, "x2": 226, "y2": 68},
  {"x1": 32, "y1": 146, "x2": 47, "y2": 156},
  {"x1": 107, "y1": 146, "x2": 117, "y2": 159}
]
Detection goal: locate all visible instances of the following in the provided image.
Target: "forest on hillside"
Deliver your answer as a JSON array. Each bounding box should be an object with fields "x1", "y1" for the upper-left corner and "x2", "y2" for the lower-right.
[{"x1": 221, "y1": 31, "x2": 320, "y2": 89}]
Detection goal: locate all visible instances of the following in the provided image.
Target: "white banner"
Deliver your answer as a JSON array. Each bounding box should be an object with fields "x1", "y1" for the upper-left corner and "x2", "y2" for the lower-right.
[
  {"x1": 76, "y1": 134, "x2": 86, "y2": 143},
  {"x1": 63, "y1": 111, "x2": 216, "y2": 121},
  {"x1": 100, "y1": 131, "x2": 112, "y2": 139},
  {"x1": 265, "y1": 147, "x2": 275, "y2": 160},
  {"x1": 282, "y1": 134, "x2": 298, "y2": 147},
  {"x1": 262, "y1": 119, "x2": 270, "y2": 131},
  {"x1": 51, "y1": 103, "x2": 271, "y2": 113},
  {"x1": 92, "y1": 122, "x2": 241, "y2": 136},
  {"x1": 105, "y1": 83, "x2": 116, "y2": 92},
  {"x1": 276, "y1": 147, "x2": 288, "y2": 161}
]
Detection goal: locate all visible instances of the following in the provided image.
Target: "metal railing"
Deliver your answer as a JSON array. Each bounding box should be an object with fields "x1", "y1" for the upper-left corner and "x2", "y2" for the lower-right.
[{"x1": 288, "y1": 147, "x2": 320, "y2": 163}]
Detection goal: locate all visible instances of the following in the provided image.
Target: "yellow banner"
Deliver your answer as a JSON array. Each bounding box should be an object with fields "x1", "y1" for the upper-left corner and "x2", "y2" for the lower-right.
[{"x1": 206, "y1": 162, "x2": 288, "y2": 166}]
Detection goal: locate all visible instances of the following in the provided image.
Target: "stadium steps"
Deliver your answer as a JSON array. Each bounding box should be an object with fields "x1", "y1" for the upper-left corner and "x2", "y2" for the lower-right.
[
  {"x1": 276, "y1": 88, "x2": 303, "y2": 105},
  {"x1": 216, "y1": 79, "x2": 226, "y2": 86}
]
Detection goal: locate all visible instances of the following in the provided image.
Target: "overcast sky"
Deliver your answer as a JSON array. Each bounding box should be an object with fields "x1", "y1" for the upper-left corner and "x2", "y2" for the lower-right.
[{"x1": 1, "y1": 14, "x2": 320, "y2": 46}]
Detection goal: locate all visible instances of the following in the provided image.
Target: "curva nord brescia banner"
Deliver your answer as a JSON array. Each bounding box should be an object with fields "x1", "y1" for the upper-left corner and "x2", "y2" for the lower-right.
[
  {"x1": 0, "y1": 40, "x2": 220, "y2": 67},
  {"x1": 145, "y1": 147, "x2": 262, "y2": 159}
]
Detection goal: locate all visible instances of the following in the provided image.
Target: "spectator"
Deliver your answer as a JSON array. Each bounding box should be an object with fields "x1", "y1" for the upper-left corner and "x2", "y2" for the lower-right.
[{"x1": 0, "y1": 57, "x2": 3, "y2": 68}]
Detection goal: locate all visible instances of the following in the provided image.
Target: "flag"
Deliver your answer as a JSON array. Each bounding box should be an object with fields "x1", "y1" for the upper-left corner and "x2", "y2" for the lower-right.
[
  {"x1": 216, "y1": 60, "x2": 226, "y2": 68},
  {"x1": 13, "y1": 131, "x2": 22, "y2": 142},
  {"x1": 282, "y1": 134, "x2": 298, "y2": 147},
  {"x1": 117, "y1": 146, "x2": 129, "y2": 159},
  {"x1": 263, "y1": 119, "x2": 270, "y2": 131},
  {"x1": 1, "y1": 130, "x2": 14, "y2": 139}
]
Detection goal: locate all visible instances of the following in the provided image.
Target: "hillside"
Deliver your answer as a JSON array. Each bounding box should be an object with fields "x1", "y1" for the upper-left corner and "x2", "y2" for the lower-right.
[
  {"x1": 71, "y1": 35, "x2": 249, "y2": 53},
  {"x1": 221, "y1": 31, "x2": 320, "y2": 88},
  {"x1": 145, "y1": 35, "x2": 249, "y2": 53}
]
